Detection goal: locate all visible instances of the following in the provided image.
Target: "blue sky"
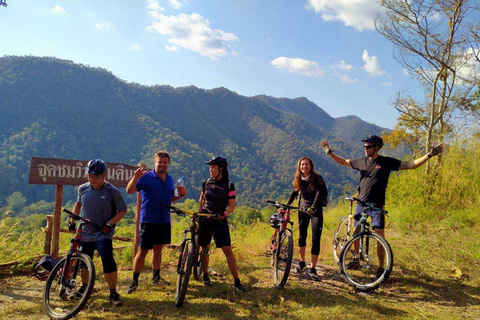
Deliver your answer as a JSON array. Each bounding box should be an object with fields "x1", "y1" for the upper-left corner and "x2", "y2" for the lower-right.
[{"x1": 0, "y1": 0, "x2": 423, "y2": 129}]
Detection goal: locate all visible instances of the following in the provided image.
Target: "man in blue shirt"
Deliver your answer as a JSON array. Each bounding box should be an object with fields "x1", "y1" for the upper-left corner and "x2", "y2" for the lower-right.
[
  {"x1": 71, "y1": 159, "x2": 127, "y2": 307},
  {"x1": 126, "y1": 151, "x2": 187, "y2": 293}
]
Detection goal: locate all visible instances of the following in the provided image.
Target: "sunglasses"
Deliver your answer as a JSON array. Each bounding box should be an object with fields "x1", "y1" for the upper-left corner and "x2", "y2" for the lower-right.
[{"x1": 363, "y1": 145, "x2": 375, "y2": 150}]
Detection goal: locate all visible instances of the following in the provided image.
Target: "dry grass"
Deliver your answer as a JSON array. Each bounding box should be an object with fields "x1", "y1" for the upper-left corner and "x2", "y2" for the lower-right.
[{"x1": 1, "y1": 206, "x2": 480, "y2": 319}]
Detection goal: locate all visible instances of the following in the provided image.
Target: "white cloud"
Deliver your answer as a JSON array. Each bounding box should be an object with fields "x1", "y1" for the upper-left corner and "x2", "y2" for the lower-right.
[
  {"x1": 147, "y1": 0, "x2": 165, "y2": 12},
  {"x1": 337, "y1": 60, "x2": 353, "y2": 71},
  {"x1": 53, "y1": 5, "x2": 69, "y2": 16},
  {"x1": 95, "y1": 22, "x2": 112, "y2": 30},
  {"x1": 130, "y1": 44, "x2": 141, "y2": 51},
  {"x1": 456, "y1": 48, "x2": 480, "y2": 82},
  {"x1": 146, "y1": 12, "x2": 239, "y2": 60},
  {"x1": 306, "y1": 0, "x2": 380, "y2": 31},
  {"x1": 338, "y1": 74, "x2": 359, "y2": 83},
  {"x1": 382, "y1": 81, "x2": 393, "y2": 87},
  {"x1": 168, "y1": 0, "x2": 183, "y2": 9},
  {"x1": 402, "y1": 68, "x2": 409, "y2": 75},
  {"x1": 165, "y1": 44, "x2": 178, "y2": 51},
  {"x1": 362, "y1": 49, "x2": 386, "y2": 76},
  {"x1": 271, "y1": 57, "x2": 325, "y2": 77}
]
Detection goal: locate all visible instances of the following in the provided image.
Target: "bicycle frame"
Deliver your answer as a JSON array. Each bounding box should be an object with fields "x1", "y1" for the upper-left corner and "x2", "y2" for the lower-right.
[
  {"x1": 58, "y1": 209, "x2": 100, "y2": 298},
  {"x1": 57, "y1": 225, "x2": 83, "y2": 297},
  {"x1": 43, "y1": 208, "x2": 98, "y2": 320},
  {"x1": 266, "y1": 200, "x2": 298, "y2": 288},
  {"x1": 177, "y1": 213, "x2": 201, "y2": 273},
  {"x1": 269, "y1": 208, "x2": 293, "y2": 253},
  {"x1": 166, "y1": 205, "x2": 215, "y2": 307},
  {"x1": 338, "y1": 197, "x2": 393, "y2": 292}
]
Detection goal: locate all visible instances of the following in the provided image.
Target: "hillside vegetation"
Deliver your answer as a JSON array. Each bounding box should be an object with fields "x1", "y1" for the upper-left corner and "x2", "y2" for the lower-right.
[
  {"x1": 1, "y1": 141, "x2": 479, "y2": 319},
  {"x1": 0, "y1": 55, "x2": 395, "y2": 211}
]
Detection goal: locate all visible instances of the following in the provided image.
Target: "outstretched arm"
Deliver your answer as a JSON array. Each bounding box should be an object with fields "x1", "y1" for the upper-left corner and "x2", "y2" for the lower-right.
[
  {"x1": 399, "y1": 142, "x2": 446, "y2": 170},
  {"x1": 321, "y1": 141, "x2": 351, "y2": 167}
]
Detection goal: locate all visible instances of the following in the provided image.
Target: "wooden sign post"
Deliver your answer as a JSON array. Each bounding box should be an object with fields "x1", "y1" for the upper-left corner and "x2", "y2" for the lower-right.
[{"x1": 29, "y1": 157, "x2": 138, "y2": 257}]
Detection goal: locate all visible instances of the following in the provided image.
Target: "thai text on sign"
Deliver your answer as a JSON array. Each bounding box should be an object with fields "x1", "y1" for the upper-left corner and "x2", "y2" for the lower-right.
[{"x1": 29, "y1": 157, "x2": 138, "y2": 187}]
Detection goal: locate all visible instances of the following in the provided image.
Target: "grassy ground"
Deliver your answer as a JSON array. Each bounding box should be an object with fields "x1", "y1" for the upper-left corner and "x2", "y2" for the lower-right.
[{"x1": 1, "y1": 204, "x2": 480, "y2": 319}]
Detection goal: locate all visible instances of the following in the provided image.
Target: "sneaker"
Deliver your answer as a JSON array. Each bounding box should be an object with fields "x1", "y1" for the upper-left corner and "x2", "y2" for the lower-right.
[
  {"x1": 233, "y1": 280, "x2": 247, "y2": 292},
  {"x1": 296, "y1": 261, "x2": 307, "y2": 273},
  {"x1": 346, "y1": 259, "x2": 360, "y2": 270},
  {"x1": 376, "y1": 267, "x2": 385, "y2": 280},
  {"x1": 109, "y1": 292, "x2": 124, "y2": 307},
  {"x1": 127, "y1": 281, "x2": 137, "y2": 294},
  {"x1": 308, "y1": 268, "x2": 320, "y2": 280},
  {"x1": 152, "y1": 276, "x2": 170, "y2": 286},
  {"x1": 203, "y1": 274, "x2": 212, "y2": 287}
]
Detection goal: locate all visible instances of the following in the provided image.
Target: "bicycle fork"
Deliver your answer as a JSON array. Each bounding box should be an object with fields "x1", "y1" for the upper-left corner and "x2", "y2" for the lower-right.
[{"x1": 177, "y1": 231, "x2": 192, "y2": 274}]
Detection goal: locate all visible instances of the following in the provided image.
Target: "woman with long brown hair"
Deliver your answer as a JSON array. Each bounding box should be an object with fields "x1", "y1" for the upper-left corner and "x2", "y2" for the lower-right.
[{"x1": 287, "y1": 156, "x2": 328, "y2": 280}]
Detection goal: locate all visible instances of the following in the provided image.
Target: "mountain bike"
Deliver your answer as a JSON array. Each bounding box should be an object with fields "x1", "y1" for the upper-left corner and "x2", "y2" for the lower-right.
[
  {"x1": 266, "y1": 200, "x2": 298, "y2": 288},
  {"x1": 338, "y1": 197, "x2": 394, "y2": 292},
  {"x1": 332, "y1": 197, "x2": 356, "y2": 264},
  {"x1": 43, "y1": 208, "x2": 98, "y2": 320},
  {"x1": 165, "y1": 205, "x2": 215, "y2": 308}
]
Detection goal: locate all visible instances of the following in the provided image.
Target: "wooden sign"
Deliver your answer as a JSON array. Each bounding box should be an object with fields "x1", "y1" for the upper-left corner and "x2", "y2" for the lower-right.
[{"x1": 29, "y1": 157, "x2": 139, "y2": 187}]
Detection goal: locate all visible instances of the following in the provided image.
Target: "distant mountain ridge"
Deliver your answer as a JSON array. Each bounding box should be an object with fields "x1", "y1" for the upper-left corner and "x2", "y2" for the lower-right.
[{"x1": 0, "y1": 56, "x2": 393, "y2": 209}]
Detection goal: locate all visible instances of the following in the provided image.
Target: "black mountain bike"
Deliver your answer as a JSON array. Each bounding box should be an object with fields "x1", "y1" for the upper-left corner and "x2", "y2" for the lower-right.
[
  {"x1": 166, "y1": 205, "x2": 215, "y2": 307},
  {"x1": 266, "y1": 200, "x2": 298, "y2": 288},
  {"x1": 338, "y1": 197, "x2": 394, "y2": 292},
  {"x1": 43, "y1": 208, "x2": 98, "y2": 320}
]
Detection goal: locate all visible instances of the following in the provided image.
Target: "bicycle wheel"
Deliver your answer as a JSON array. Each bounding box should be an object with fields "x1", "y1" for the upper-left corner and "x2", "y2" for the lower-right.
[
  {"x1": 332, "y1": 216, "x2": 351, "y2": 264},
  {"x1": 273, "y1": 229, "x2": 293, "y2": 288},
  {"x1": 339, "y1": 232, "x2": 393, "y2": 292},
  {"x1": 175, "y1": 241, "x2": 194, "y2": 307},
  {"x1": 43, "y1": 253, "x2": 95, "y2": 320}
]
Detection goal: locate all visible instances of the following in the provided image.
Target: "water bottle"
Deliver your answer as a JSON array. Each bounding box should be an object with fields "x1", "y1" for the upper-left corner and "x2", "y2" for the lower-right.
[{"x1": 174, "y1": 177, "x2": 184, "y2": 197}]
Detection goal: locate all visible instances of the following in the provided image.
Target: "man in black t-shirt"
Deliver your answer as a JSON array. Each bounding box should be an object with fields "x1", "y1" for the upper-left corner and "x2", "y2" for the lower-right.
[{"x1": 322, "y1": 135, "x2": 445, "y2": 239}]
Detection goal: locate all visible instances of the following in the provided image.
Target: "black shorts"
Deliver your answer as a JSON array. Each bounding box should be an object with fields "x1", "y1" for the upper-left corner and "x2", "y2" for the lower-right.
[
  {"x1": 198, "y1": 217, "x2": 231, "y2": 248},
  {"x1": 139, "y1": 222, "x2": 171, "y2": 249},
  {"x1": 81, "y1": 239, "x2": 117, "y2": 274}
]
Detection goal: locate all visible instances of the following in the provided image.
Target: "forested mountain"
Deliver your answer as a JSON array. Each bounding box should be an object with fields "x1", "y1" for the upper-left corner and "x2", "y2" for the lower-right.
[{"x1": 0, "y1": 56, "x2": 392, "y2": 212}]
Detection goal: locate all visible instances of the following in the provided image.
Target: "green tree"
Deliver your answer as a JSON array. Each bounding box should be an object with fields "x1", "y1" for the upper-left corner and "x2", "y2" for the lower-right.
[
  {"x1": 6, "y1": 191, "x2": 26, "y2": 216},
  {"x1": 375, "y1": 0, "x2": 480, "y2": 169}
]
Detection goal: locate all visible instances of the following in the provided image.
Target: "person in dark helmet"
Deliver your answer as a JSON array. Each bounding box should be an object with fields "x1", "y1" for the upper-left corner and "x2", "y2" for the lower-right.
[
  {"x1": 322, "y1": 135, "x2": 445, "y2": 276},
  {"x1": 198, "y1": 156, "x2": 246, "y2": 292},
  {"x1": 70, "y1": 159, "x2": 128, "y2": 307},
  {"x1": 126, "y1": 151, "x2": 187, "y2": 294}
]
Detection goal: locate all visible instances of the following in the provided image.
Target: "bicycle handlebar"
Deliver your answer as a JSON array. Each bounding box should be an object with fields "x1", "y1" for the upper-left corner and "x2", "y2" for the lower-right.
[
  {"x1": 345, "y1": 197, "x2": 388, "y2": 214},
  {"x1": 164, "y1": 204, "x2": 216, "y2": 217},
  {"x1": 62, "y1": 208, "x2": 104, "y2": 229},
  {"x1": 266, "y1": 200, "x2": 298, "y2": 210}
]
